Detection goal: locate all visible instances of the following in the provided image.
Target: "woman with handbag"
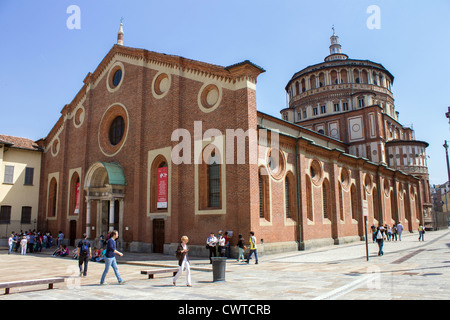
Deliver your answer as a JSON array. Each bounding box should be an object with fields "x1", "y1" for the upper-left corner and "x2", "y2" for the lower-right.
[{"x1": 173, "y1": 235, "x2": 192, "y2": 287}]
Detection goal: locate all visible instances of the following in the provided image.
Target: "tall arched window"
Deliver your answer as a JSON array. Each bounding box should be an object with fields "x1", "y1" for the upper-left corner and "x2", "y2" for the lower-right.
[
  {"x1": 338, "y1": 183, "x2": 344, "y2": 221},
  {"x1": 306, "y1": 174, "x2": 313, "y2": 221},
  {"x1": 259, "y1": 167, "x2": 270, "y2": 221},
  {"x1": 390, "y1": 190, "x2": 398, "y2": 223},
  {"x1": 208, "y1": 153, "x2": 220, "y2": 208},
  {"x1": 351, "y1": 184, "x2": 357, "y2": 221},
  {"x1": 372, "y1": 187, "x2": 380, "y2": 222},
  {"x1": 69, "y1": 172, "x2": 80, "y2": 215},
  {"x1": 150, "y1": 155, "x2": 169, "y2": 212},
  {"x1": 285, "y1": 172, "x2": 296, "y2": 220},
  {"x1": 48, "y1": 177, "x2": 58, "y2": 217},
  {"x1": 322, "y1": 179, "x2": 330, "y2": 220}
]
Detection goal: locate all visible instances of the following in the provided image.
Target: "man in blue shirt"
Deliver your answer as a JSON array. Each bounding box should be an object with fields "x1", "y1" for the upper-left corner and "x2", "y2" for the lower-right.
[{"x1": 100, "y1": 230, "x2": 124, "y2": 285}]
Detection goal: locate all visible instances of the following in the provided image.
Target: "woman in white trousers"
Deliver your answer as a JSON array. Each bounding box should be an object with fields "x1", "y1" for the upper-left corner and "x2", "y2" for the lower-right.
[{"x1": 173, "y1": 235, "x2": 191, "y2": 287}]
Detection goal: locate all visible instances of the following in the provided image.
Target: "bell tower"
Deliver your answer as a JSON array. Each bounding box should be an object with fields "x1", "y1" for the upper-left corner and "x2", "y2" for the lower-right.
[
  {"x1": 325, "y1": 26, "x2": 348, "y2": 62},
  {"x1": 117, "y1": 18, "x2": 124, "y2": 46}
]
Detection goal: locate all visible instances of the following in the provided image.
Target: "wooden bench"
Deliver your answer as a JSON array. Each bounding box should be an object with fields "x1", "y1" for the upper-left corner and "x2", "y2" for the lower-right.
[
  {"x1": 141, "y1": 268, "x2": 179, "y2": 279},
  {"x1": 0, "y1": 277, "x2": 65, "y2": 295}
]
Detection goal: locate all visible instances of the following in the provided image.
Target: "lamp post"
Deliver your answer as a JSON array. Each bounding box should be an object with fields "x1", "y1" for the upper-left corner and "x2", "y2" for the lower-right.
[
  {"x1": 444, "y1": 141, "x2": 450, "y2": 184},
  {"x1": 444, "y1": 141, "x2": 450, "y2": 226}
]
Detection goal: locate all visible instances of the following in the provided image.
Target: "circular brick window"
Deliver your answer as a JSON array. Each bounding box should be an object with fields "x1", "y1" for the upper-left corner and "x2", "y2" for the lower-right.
[
  {"x1": 340, "y1": 167, "x2": 350, "y2": 189},
  {"x1": 107, "y1": 62, "x2": 125, "y2": 93},
  {"x1": 310, "y1": 159, "x2": 322, "y2": 185},
  {"x1": 112, "y1": 69, "x2": 122, "y2": 87},
  {"x1": 198, "y1": 83, "x2": 222, "y2": 113},
  {"x1": 109, "y1": 116, "x2": 125, "y2": 146},
  {"x1": 74, "y1": 107, "x2": 85, "y2": 127},
  {"x1": 98, "y1": 104, "x2": 129, "y2": 156},
  {"x1": 267, "y1": 148, "x2": 286, "y2": 180},
  {"x1": 364, "y1": 174, "x2": 373, "y2": 193},
  {"x1": 152, "y1": 72, "x2": 171, "y2": 99}
]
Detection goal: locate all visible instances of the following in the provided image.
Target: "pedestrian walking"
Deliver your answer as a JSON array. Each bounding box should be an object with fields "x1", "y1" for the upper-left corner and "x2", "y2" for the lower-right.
[
  {"x1": 77, "y1": 233, "x2": 91, "y2": 277},
  {"x1": 206, "y1": 232, "x2": 218, "y2": 264},
  {"x1": 236, "y1": 234, "x2": 245, "y2": 262},
  {"x1": 8, "y1": 234, "x2": 16, "y2": 254},
  {"x1": 173, "y1": 235, "x2": 192, "y2": 287},
  {"x1": 396, "y1": 222, "x2": 403, "y2": 241},
  {"x1": 100, "y1": 230, "x2": 124, "y2": 285},
  {"x1": 371, "y1": 225, "x2": 377, "y2": 243},
  {"x1": 376, "y1": 226, "x2": 385, "y2": 256},
  {"x1": 20, "y1": 236, "x2": 27, "y2": 255},
  {"x1": 392, "y1": 224, "x2": 398, "y2": 241},
  {"x1": 418, "y1": 224, "x2": 425, "y2": 241},
  {"x1": 245, "y1": 231, "x2": 259, "y2": 264},
  {"x1": 386, "y1": 225, "x2": 392, "y2": 241}
]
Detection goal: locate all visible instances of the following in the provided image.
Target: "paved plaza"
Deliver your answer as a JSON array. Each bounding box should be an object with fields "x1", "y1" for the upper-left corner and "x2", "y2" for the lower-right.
[{"x1": 0, "y1": 229, "x2": 449, "y2": 303}]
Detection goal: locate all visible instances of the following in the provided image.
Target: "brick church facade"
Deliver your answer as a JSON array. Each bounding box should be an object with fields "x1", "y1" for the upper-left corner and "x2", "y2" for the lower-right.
[{"x1": 34, "y1": 25, "x2": 429, "y2": 255}]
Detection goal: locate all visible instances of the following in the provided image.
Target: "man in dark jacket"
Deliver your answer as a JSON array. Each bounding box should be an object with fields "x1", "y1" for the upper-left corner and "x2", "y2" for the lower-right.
[{"x1": 77, "y1": 233, "x2": 91, "y2": 277}]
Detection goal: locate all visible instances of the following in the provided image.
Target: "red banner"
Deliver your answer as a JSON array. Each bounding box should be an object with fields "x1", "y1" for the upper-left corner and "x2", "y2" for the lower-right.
[
  {"x1": 74, "y1": 182, "x2": 80, "y2": 214},
  {"x1": 157, "y1": 167, "x2": 168, "y2": 209}
]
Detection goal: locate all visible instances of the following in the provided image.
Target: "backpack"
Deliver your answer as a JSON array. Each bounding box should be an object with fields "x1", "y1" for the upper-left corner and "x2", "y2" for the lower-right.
[
  {"x1": 376, "y1": 230, "x2": 383, "y2": 240},
  {"x1": 80, "y1": 240, "x2": 89, "y2": 255}
]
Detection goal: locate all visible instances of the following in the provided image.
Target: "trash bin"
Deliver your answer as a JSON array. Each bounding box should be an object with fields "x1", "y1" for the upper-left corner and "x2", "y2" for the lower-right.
[{"x1": 211, "y1": 257, "x2": 227, "y2": 282}]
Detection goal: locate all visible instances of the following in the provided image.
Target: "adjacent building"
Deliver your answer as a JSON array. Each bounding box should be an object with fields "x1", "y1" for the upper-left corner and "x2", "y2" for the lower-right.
[{"x1": 0, "y1": 135, "x2": 42, "y2": 241}]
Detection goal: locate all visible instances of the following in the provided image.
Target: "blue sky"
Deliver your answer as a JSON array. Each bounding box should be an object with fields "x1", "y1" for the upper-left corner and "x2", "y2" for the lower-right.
[{"x1": 0, "y1": 0, "x2": 449, "y2": 186}]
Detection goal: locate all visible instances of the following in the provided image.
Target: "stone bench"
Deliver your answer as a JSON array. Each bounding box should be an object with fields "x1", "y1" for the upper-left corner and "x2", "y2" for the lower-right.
[
  {"x1": 141, "y1": 268, "x2": 179, "y2": 279},
  {"x1": 0, "y1": 277, "x2": 65, "y2": 295}
]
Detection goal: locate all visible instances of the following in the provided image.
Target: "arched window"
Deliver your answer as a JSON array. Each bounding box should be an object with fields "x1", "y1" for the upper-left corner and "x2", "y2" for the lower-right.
[
  {"x1": 338, "y1": 183, "x2": 344, "y2": 221},
  {"x1": 306, "y1": 174, "x2": 313, "y2": 221},
  {"x1": 322, "y1": 179, "x2": 330, "y2": 220},
  {"x1": 285, "y1": 172, "x2": 296, "y2": 220},
  {"x1": 199, "y1": 148, "x2": 222, "y2": 210},
  {"x1": 259, "y1": 167, "x2": 270, "y2": 221},
  {"x1": 208, "y1": 153, "x2": 220, "y2": 208},
  {"x1": 310, "y1": 75, "x2": 317, "y2": 89},
  {"x1": 48, "y1": 178, "x2": 58, "y2": 217},
  {"x1": 372, "y1": 187, "x2": 380, "y2": 222},
  {"x1": 330, "y1": 70, "x2": 338, "y2": 85},
  {"x1": 150, "y1": 155, "x2": 169, "y2": 212},
  {"x1": 390, "y1": 190, "x2": 398, "y2": 223},
  {"x1": 319, "y1": 73, "x2": 325, "y2": 87},
  {"x1": 341, "y1": 69, "x2": 348, "y2": 84},
  {"x1": 351, "y1": 184, "x2": 357, "y2": 221},
  {"x1": 69, "y1": 172, "x2": 80, "y2": 215}
]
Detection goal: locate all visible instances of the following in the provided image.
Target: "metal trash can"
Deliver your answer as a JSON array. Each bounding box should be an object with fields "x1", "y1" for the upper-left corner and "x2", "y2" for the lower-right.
[{"x1": 211, "y1": 257, "x2": 227, "y2": 282}]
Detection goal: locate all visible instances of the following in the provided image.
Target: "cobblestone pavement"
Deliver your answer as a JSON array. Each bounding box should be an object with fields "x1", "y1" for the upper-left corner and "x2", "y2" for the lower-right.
[{"x1": 0, "y1": 229, "x2": 449, "y2": 302}]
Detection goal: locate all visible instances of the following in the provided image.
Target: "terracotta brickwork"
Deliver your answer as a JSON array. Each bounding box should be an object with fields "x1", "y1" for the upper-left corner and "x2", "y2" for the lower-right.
[{"x1": 35, "y1": 43, "x2": 424, "y2": 254}]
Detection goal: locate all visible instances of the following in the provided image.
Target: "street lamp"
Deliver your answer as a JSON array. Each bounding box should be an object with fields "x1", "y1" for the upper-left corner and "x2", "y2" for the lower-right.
[
  {"x1": 444, "y1": 141, "x2": 450, "y2": 184},
  {"x1": 445, "y1": 141, "x2": 450, "y2": 227},
  {"x1": 446, "y1": 107, "x2": 450, "y2": 127}
]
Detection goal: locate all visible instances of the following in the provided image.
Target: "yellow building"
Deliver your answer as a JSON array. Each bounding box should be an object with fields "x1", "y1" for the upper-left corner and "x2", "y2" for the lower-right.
[{"x1": 0, "y1": 135, "x2": 42, "y2": 239}]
